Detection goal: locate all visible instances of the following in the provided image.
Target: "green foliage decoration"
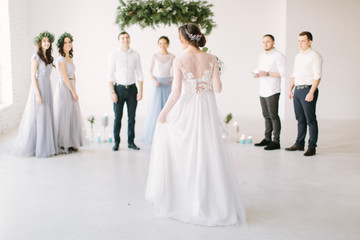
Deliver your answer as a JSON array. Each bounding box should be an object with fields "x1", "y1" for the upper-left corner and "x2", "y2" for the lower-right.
[
  {"x1": 116, "y1": 0, "x2": 216, "y2": 35},
  {"x1": 88, "y1": 115, "x2": 95, "y2": 125},
  {"x1": 224, "y1": 113, "x2": 232, "y2": 124}
]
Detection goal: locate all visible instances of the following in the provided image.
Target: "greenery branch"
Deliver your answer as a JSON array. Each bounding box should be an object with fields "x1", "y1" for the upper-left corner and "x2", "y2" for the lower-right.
[
  {"x1": 116, "y1": 0, "x2": 216, "y2": 35},
  {"x1": 224, "y1": 113, "x2": 232, "y2": 125}
]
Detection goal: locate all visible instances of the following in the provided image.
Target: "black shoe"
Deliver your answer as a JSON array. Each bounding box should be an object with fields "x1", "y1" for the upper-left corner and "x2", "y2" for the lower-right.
[
  {"x1": 112, "y1": 144, "x2": 119, "y2": 151},
  {"x1": 285, "y1": 144, "x2": 304, "y2": 151},
  {"x1": 254, "y1": 139, "x2": 271, "y2": 147},
  {"x1": 264, "y1": 142, "x2": 280, "y2": 150},
  {"x1": 304, "y1": 148, "x2": 316, "y2": 156},
  {"x1": 128, "y1": 142, "x2": 140, "y2": 150},
  {"x1": 68, "y1": 147, "x2": 78, "y2": 153}
]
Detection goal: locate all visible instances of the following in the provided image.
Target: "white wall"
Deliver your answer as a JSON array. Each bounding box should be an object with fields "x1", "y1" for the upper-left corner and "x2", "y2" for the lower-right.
[
  {"x1": 0, "y1": 0, "x2": 12, "y2": 106},
  {"x1": 0, "y1": 0, "x2": 30, "y2": 135},
  {"x1": 1, "y1": 0, "x2": 359, "y2": 135}
]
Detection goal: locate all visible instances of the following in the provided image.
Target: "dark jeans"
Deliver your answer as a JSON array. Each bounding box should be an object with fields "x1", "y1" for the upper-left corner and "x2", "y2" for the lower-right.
[
  {"x1": 293, "y1": 88, "x2": 319, "y2": 149},
  {"x1": 113, "y1": 84, "x2": 138, "y2": 145},
  {"x1": 260, "y1": 93, "x2": 281, "y2": 143}
]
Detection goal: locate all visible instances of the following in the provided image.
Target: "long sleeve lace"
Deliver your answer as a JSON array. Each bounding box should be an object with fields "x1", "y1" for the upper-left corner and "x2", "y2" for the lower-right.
[{"x1": 211, "y1": 56, "x2": 222, "y2": 93}]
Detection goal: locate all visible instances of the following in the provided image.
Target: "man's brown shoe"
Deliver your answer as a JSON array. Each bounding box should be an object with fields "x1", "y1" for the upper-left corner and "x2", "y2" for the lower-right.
[
  {"x1": 285, "y1": 144, "x2": 304, "y2": 151},
  {"x1": 304, "y1": 148, "x2": 316, "y2": 156}
]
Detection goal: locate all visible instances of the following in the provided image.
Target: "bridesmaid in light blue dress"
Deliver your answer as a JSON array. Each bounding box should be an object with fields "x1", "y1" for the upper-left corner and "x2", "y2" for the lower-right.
[
  {"x1": 13, "y1": 31, "x2": 57, "y2": 158},
  {"x1": 54, "y1": 32, "x2": 87, "y2": 153},
  {"x1": 139, "y1": 36, "x2": 175, "y2": 143}
]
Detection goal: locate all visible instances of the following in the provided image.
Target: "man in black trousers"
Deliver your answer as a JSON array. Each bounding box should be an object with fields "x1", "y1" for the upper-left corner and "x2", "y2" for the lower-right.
[
  {"x1": 286, "y1": 31, "x2": 322, "y2": 156},
  {"x1": 253, "y1": 34, "x2": 286, "y2": 150},
  {"x1": 108, "y1": 32, "x2": 143, "y2": 151}
]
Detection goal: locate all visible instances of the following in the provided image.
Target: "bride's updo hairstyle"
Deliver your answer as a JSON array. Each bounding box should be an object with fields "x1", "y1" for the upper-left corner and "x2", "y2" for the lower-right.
[{"x1": 179, "y1": 23, "x2": 206, "y2": 48}]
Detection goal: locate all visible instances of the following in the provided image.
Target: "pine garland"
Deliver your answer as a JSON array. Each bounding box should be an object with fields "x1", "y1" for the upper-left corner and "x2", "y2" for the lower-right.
[{"x1": 116, "y1": 0, "x2": 216, "y2": 35}]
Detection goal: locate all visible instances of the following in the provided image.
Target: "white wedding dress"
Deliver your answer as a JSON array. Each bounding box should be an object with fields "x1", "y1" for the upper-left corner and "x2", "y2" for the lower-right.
[{"x1": 145, "y1": 52, "x2": 246, "y2": 226}]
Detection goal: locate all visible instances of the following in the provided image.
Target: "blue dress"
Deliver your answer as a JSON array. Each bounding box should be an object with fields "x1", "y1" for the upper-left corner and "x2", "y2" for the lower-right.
[
  {"x1": 138, "y1": 53, "x2": 175, "y2": 143},
  {"x1": 13, "y1": 54, "x2": 57, "y2": 158}
]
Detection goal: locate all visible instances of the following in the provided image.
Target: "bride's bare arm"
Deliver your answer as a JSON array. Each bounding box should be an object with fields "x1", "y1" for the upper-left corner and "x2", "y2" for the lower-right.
[{"x1": 157, "y1": 58, "x2": 182, "y2": 122}]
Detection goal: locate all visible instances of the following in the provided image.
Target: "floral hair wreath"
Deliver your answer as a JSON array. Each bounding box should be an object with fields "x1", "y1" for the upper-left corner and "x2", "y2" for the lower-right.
[
  {"x1": 33, "y1": 31, "x2": 55, "y2": 45},
  {"x1": 56, "y1": 32, "x2": 74, "y2": 49}
]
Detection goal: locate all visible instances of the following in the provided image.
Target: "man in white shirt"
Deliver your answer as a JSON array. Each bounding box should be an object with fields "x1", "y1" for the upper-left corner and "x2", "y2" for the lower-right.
[
  {"x1": 286, "y1": 31, "x2": 322, "y2": 156},
  {"x1": 253, "y1": 34, "x2": 286, "y2": 150},
  {"x1": 108, "y1": 32, "x2": 143, "y2": 151}
]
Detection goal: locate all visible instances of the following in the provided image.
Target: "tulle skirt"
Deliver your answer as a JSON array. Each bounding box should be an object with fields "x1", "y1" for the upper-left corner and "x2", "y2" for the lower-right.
[
  {"x1": 54, "y1": 79, "x2": 87, "y2": 153},
  {"x1": 145, "y1": 90, "x2": 246, "y2": 226},
  {"x1": 138, "y1": 77, "x2": 171, "y2": 143},
  {"x1": 13, "y1": 81, "x2": 57, "y2": 158}
]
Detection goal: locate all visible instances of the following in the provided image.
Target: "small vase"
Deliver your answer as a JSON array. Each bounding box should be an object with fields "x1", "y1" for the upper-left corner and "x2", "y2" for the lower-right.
[
  {"x1": 221, "y1": 123, "x2": 230, "y2": 140},
  {"x1": 89, "y1": 124, "x2": 95, "y2": 143}
]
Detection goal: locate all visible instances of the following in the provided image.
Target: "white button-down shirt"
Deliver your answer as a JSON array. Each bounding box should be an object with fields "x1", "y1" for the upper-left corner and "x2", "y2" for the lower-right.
[
  {"x1": 108, "y1": 48, "x2": 143, "y2": 85},
  {"x1": 256, "y1": 48, "x2": 286, "y2": 97},
  {"x1": 292, "y1": 48, "x2": 322, "y2": 86}
]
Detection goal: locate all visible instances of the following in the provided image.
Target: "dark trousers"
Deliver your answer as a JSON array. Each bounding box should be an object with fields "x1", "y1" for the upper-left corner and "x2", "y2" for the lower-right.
[
  {"x1": 293, "y1": 88, "x2": 319, "y2": 149},
  {"x1": 260, "y1": 93, "x2": 281, "y2": 143},
  {"x1": 113, "y1": 84, "x2": 138, "y2": 145}
]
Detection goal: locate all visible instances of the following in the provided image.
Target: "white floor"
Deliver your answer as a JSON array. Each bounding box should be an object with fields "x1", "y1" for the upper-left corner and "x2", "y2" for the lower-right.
[{"x1": 0, "y1": 119, "x2": 359, "y2": 240}]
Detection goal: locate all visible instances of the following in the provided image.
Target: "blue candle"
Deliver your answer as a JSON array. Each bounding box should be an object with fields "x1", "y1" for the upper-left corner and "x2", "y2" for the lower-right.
[{"x1": 240, "y1": 134, "x2": 246, "y2": 144}]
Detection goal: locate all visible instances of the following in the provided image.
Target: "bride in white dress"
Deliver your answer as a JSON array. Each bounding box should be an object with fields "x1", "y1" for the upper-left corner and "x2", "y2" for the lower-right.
[{"x1": 145, "y1": 23, "x2": 246, "y2": 227}]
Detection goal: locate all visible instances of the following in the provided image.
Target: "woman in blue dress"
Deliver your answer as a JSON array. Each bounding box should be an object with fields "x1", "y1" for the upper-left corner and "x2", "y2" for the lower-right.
[
  {"x1": 54, "y1": 32, "x2": 87, "y2": 153},
  {"x1": 139, "y1": 36, "x2": 175, "y2": 143},
  {"x1": 13, "y1": 31, "x2": 57, "y2": 158}
]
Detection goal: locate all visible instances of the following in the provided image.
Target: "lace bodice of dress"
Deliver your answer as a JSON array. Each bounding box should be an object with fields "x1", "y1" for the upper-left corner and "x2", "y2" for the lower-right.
[
  {"x1": 158, "y1": 52, "x2": 222, "y2": 121},
  {"x1": 182, "y1": 61, "x2": 213, "y2": 94}
]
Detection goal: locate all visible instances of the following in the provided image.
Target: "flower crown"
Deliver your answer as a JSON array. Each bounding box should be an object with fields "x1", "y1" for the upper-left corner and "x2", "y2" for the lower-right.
[
  {"x1": 34, "y1": 31, "x2": 55, "y2": 45},
  {"x1": 185, "y1": 28, "x2": 202, "y2": 42},
  {"x1": 56, "y1": 32, "x2": 74, "y2": 49}
]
